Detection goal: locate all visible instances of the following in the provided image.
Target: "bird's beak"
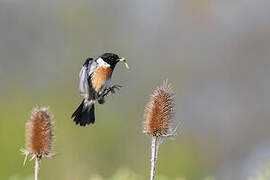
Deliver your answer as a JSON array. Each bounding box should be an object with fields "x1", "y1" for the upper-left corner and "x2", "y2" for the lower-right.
[{"x1": 119, "y1": 57, "x2": 130, "y2": 69}]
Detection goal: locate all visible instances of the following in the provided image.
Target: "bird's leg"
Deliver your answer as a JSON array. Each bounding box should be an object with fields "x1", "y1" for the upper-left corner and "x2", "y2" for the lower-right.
[
  {"x1": 102, "y1": 84, "x2": 122, "y2": 97},
  {"x1": 108, "y1": 84, "x2": 122, "y2": 94},
  {"x1": 97, "y1": 85, "x2": 121, "y2": 104}
]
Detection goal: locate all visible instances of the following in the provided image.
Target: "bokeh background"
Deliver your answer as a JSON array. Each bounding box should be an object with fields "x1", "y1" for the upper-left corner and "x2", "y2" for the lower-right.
[{"x1": 1, "y1": 0, "x2": 270, "y2": 179}]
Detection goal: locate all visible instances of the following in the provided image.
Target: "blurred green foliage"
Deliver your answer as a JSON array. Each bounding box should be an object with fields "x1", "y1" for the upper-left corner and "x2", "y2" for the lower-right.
[
  {"x1": 9, "y1": 168, "x2": 213, "y2": 180},
  {"x1": 247, "y1": 165, "x2": 270, "y2": 180}
]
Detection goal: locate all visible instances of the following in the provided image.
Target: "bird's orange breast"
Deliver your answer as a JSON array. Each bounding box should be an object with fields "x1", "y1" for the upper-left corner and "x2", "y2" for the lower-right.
[{"x1": 92, "y1": 66, "x2": 112, "y2": 92}]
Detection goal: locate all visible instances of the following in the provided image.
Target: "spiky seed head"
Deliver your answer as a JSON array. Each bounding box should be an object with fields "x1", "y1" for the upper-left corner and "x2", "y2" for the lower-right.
[
  {"x1": 24, "y1": 107, "x2": 54, "y2": 158},
  {"x1": 144, "y1": 80, "x2": 175, "y2": 136}
]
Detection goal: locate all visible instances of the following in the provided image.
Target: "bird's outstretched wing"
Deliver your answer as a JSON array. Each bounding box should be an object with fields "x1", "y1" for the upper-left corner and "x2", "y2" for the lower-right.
[{"x1": 79, "y1": 58, "x2": 96, "y2": 100}]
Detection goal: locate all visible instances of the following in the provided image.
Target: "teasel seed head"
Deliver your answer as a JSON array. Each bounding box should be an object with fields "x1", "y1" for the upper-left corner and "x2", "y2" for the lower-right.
[
  {"x1": 144, "y1": 80, "x2": 176, "y2": 137},
  {"x1": 22, "y1": 107, "x2": 54, "y2": 164}
]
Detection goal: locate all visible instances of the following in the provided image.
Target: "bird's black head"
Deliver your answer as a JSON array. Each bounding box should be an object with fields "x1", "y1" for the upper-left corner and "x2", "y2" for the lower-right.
[{"x1": 100, "y1": 53, "x2": 120, "y2": 69}]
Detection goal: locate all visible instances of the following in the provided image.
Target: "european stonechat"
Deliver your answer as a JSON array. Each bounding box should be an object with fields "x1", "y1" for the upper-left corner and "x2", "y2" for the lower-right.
[{"x1": 71, "y1": 53, "x2": 129, "y2": 126}]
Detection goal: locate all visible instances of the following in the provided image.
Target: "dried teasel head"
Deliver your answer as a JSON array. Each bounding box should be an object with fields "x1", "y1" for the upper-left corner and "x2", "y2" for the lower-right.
[
  {"x1": 22, "y1": 107, "x2": 54, "y2": 164},
  {"x1": 144, "y1": 80, "x2": 176, "y2": 137}
]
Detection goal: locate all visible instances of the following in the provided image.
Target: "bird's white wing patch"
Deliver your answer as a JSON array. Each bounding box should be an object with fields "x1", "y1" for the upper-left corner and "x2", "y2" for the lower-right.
[{"x1": 89, "y1": 60, "x2": 98, "y2": 76}]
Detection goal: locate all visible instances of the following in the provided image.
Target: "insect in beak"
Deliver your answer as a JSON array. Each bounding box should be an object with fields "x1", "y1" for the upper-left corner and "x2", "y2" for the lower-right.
[{"x1": 119, "y1": 57, "x2": 130, "y2": 69}]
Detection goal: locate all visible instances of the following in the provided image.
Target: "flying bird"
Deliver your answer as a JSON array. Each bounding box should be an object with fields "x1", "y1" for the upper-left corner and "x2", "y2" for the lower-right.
[{"x1": 71, "y1": 53, "x2": 129, "y2": 126}]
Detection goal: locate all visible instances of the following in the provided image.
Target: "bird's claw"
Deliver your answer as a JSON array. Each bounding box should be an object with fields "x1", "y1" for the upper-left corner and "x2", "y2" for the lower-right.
[
  {"x1": 102, "y1": 84, "x2": 122, "y2": 97},
  {"x1": 109, "y1": 84, "x2": 122, "y2": 94}
]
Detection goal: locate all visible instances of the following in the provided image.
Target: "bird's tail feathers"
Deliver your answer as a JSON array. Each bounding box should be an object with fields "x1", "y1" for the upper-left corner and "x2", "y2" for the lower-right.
[{"x1": 71, "y1": 100, "x2": 95, "y2": 126}]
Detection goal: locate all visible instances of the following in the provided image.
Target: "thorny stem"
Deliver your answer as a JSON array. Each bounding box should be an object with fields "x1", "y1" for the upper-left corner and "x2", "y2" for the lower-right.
[
  {"x1": 150, "y1": 136, "x2": 159, "y2": 180},
  {"x1": 34, "y1": 156, "x2": 41, "y2": 180}
]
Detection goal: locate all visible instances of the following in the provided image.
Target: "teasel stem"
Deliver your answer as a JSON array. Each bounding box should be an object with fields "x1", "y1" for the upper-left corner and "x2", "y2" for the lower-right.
[
  {"x1": 150, "y1": 136, "x2": 159, "y2": 180},
  {"x1": 34, "y1": 156, "x2": 41, "y2": 180}
]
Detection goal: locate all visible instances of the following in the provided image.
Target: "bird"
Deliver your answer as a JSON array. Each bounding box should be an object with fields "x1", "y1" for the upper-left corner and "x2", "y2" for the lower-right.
[{"x1": 71, "y1": 53, "x2": 129, "y2": 126}]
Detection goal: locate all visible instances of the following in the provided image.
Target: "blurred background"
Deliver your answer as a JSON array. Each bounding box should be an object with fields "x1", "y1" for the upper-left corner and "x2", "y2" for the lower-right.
[{"x1": 0, "y1": 0, "x2": 270, "y2": 179}]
